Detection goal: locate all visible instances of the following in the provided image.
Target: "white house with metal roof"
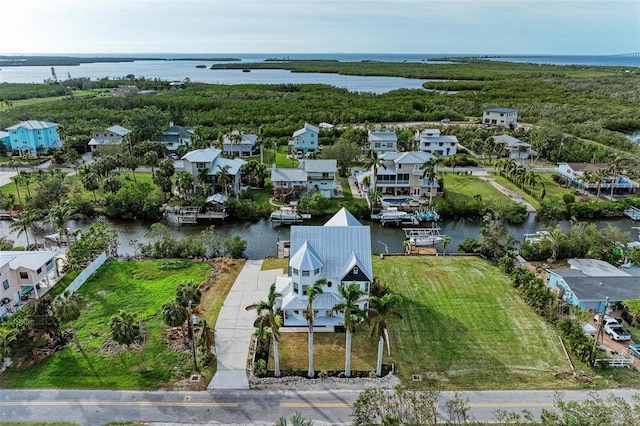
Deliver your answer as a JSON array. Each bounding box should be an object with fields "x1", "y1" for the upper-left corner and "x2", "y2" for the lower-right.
[
  {"x1": 5, "y1": 120, "x2": 62, "y2": 156},
  {"x1": 289, "y1": 123, "x2": 319, "y2": 156},
  {"x1": 482, "y1": 107, "x2": 518, "y2": 127},
  {"x1": 270, "y1": 159, "x2": 337, "y2": 198},
  {"x1": 222, "y1": 131, "x2": 259, "y2": 157},
  {"x1": 0, "y1": 250, "x2": 60, "y2": 319},
  {"x1": 416, "y1": 129, "x2": 458, "y2": 157},
  {"x1": 375, "y1": 151, "x2": 438, "y2": 198},
  {"x1": 275, "y1": 208, "x2": 372, "y2": 330},
  {"x1": 556, "y1": 162, "x2": 639, "y2": 195},
  {"x1": 548, "y1": 259, "x2": 640, "y2": 312},
  {"x1": 154, "y1": 121, "x2": 193, "y2": 153},
  {"x1": 368, "y1": 129, "x2": 398, "y2": 154},
  {"x1": 492, "y1": 134, "x2": 535, "y2": 160},
  {"x1": 181, "y1": 148, "x2": 247, "y2": 194},
  {"x1": 88, "y1": 125, "x2": 131, "y2": 153}
]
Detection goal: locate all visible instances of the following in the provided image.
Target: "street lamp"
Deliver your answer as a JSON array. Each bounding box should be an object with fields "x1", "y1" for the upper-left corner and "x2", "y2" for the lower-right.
[{"x1": 188, "y1": 304, "x2": 198, "y2": 371}]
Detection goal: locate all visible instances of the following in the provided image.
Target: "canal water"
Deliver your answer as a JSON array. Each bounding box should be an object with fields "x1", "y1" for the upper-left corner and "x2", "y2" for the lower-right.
[{"x1": 2, "y1": 213, "x2": 639, "y2": 259}]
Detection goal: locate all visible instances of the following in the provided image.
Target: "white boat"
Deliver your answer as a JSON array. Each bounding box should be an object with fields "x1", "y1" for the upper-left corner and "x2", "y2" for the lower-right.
[
  {"x1": 372, "y1": 207, "x2": 418, "y2": 225},
  {"x1": 270, "y1": 206, "x2": 310, "y2": 224},
  {"x1": 403, "y1": 227, "x2": 444, "y2": 246},
  {"x1": 523, "y1": 231, "x2": 551, "y2": 244}
]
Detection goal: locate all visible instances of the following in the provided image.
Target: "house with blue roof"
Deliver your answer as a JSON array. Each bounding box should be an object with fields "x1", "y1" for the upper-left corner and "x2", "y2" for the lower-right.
[
  {"x1": 289, "y1": 123, "x2": 319, "y2": 157},
  {"x1": 154, "y1": 121, "x2": 193, "y2": 153},
  {"x1": 5, "y1": 121, "x2": 62, "y2": 156},
  {"x1": 275, "y1": 208, "x2": 372, "y2": 329},
  {"x1": 181, "y1": 148, "x2": 247, "y2": 194},
  {"x1": 482, "y1": 107, "x2": 518, "y2": 127}
]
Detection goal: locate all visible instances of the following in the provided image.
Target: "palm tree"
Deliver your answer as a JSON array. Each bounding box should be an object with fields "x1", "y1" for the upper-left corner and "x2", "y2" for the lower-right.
[
  {"x1": 595, "y1": 167, "x2": 610, "y2": 201},
  {"x1": 330, "y1": 282, "x2": 367, "y2": 378},
  {"x1": 81, "y1": 171, "x2": 100, "y2": 202},
  {"x1": 10, "y1": 174, "x2": 25, "y2": 205},
  {"x1": 448, "y1": 154, "x2": 459, "y2": 173},
  {"x1": 246, "y1": 283, "x2": 283, "y2": 377},
  {"x1": 175, "y1": 171, "x2": 194, "y2": 194},
  {"x1": 361, "y1": 175, "x2": 371, "y2": 193},
  {"x1": 304, "y1": 278, "x2": 326, "y2": 378},
  {"x1": 196, "y1": 320, "x2": 215, "y2": 365},
  {"x1": 580, "y1": 170, "x2": 594, "y2": 195},
  {"x1": 441, "y1": 235, "x2": 452, "y2": 255},
  {"x1": 215, "y1": 164, "x2": 233, "y2": 195},
  {"x1": 275, "y1": 412, "x2": 315, "y2": 426},
  {"x1": 10, "y1": 209, "x2": 40, "y2": 249},
  {"x1": 524, "y1": 170, "x2": 539, "y2": 193},
  {"x1": 47, "y1": 202, "x2": 79, "y2": 247},
  {"x1": 609, "y1": 155, "x2": 625, "y2": 199},
  {"x1": 109, "y1": 310, "x2": 141, "y2": 348},
  {"x1": 368, "y1": 293, "x2": 403, "y2": 377},
  {"x1": 197, "y1": 166, "x2": 210, "y2": 187},
  {"x1": 161, "y1": 299, "x2": 188, "y2": 343},
  {"x1": 420, "y1": 156, "x2": 440, "y2": 205},
  {"x1": 176, "y1": 280, "x2": 202, "y2": 307},
  {"x1": 363, "y1": 150, "x2": 386, "y2": 195},
  {"x1": 53, "y1": 290, "x2": 83, "y2": 352}
]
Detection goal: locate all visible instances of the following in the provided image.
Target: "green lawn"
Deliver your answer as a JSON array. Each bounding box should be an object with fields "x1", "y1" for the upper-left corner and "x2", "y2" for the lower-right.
[
  {"x1": 276, "y1": 256, "x2": 572, "y2": 389},
  {"x1": 371, "y1": 256, "x2": 571, "y2": 390},
  {"x1": 488, "y1": 172, "x2": 583, "y2": 210},
  {"x1": 438, "y1": 173, "x2": 513, "y2": 204},
  {"x1": 0, "y1": 259, "x2": 212, "y2": 389}
]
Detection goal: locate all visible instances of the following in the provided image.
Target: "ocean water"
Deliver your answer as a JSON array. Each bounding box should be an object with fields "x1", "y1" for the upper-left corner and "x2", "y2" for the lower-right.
[{"x1": 1, "y1": 53, "x2": 638, "y2": 92}]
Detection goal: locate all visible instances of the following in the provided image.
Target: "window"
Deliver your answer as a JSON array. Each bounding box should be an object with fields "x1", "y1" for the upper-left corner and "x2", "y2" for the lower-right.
[
  {"x1": 19, "y1": 272, "x2": 28, "y2": 279},
  {"x1": 302, "y1": 270, "x2": 310, "y2": 277},
  {"x1": 46, "y1": 259, "x2": 53, "y2": 266},
  {"x1": 2, "y1": 280, "x2": 8, "y2": 291},
  {"x1": 195, "y1": 162, "x2": 208, "y2": 169},
  {"x1": 353, "y1": 267, "x2": 359, "y2": 275},
  {"x1": 293, "y1": 282, "x2": 299, "y2": 294},
  {"x1": 327, "y1": 281, "x2": 332, "y2": 288},
  {"x1": 314, "y1": 268, "x2": 320, "y2": 275},
  {"x1": 293, "y1": 268, "x2": 299, "y2": 275},
  {"x1": 37, "y1": 267, "x2": 42, "y2": 274}
]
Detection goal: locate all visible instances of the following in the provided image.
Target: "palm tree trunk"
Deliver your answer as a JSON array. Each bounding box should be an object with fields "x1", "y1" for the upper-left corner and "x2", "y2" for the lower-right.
[
  {"x1": 376, "y1": 335, "x2": 384, "y2": 377},
  {"x1": 307, "y1": 327, "x2": 314, "y2": 378},
  {"x1": 345, "y1": 329, "x2": 352, "y2": 377},
  {"x1": 23, "y1": 226, "x2": 31, "y2": 248},
  {"x1": 273, "y1": 337, "x2": 280, "y2": 377}
]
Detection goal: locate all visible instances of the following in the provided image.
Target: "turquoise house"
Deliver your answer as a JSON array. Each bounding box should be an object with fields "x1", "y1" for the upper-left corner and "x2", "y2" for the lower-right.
[
  {"x1": 5, "y1": 120, "x2": 62, "y2": 156},
  {"x1": 547, "y1": 259, "x2": 640, "y2": 313},
  {"x1": 289, "y1": 123, "x2": 319, "y2": 156},
  {"x1": 0, "y1": 131, "x2": 10, "y2": 154}
]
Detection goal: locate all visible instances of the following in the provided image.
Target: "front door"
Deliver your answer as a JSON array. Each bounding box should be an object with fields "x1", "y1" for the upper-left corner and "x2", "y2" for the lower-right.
[{"x1": 412, "y1": 187, "x2": 420, "y2": 196}]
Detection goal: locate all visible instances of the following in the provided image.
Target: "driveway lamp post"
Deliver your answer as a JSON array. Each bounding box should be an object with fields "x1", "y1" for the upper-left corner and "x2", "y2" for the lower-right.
[{"x1": 189, "y1": 306, "x2": 198, "y2": 371}]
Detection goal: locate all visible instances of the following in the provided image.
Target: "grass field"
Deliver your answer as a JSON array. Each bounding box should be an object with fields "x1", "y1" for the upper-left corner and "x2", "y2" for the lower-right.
[
  {"x1": 438, "y1": 173, "x2": 513, "y2": 204},
  {"x1": 372, "y1": 256, "x2": 570, "y2": 389},
  {"x1": 0, "y1": 259, "x2": 213, "y2": 389},
  {"x1": 275, "y1": 256, "x2": 572, "y2": 389}
]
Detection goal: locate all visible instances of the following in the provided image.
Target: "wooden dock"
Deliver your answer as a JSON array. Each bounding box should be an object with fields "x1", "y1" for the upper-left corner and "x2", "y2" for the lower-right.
[
  {"x1": 624, "y1": 206, "x2": 640, "y2": 221},
  {"x1": 406, "y1": 246, "x2": 438, "y2": 255}
]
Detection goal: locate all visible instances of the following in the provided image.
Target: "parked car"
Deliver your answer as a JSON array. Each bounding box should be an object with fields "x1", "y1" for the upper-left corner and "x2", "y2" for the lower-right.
[
  {"x1": 593, "y1": 314, "x2": 621, "y2": 326},
  {"x1": 628, "y1": 343, "x2": 640, "y2": 359},
  {"x1": 440, "y1": 118, "x2": 451, "y2": 123},
  {"x1": 604, "y1": 322, "x2": 632, "y2": 341}
]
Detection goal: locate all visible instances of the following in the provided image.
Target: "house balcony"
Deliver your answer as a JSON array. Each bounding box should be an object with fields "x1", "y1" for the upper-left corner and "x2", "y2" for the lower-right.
[{"x1": 377, "y1": 180, "x2": 410, "y2": 187}]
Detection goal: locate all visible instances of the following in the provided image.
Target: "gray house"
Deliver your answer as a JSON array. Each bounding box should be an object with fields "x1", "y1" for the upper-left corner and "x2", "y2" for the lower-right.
[
  {"x1": 222, "y1": 131, "x2": 259, "y2": 157},
  {"x1": 154, "y1": 121, "x2": 193, "y2": 153}
]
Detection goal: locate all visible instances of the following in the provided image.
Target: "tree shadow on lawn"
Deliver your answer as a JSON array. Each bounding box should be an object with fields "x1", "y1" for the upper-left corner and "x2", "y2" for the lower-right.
[{"x1": 397, "y1": 297, "x2": 511, "y2": 388}]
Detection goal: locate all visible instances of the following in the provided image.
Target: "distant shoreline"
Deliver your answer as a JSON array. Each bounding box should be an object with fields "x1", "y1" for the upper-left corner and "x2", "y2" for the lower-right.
[{"x1": 0, "y1": 56, "x2": 242, "y2": 67}]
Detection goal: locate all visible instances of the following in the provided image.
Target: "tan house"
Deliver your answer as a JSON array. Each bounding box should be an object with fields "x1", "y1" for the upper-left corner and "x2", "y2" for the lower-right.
[
  {"x1": 0, "y1": 250, "x2": 60, "y2": 318},
  {"x1": 374, "y1": 151, "x2": 439, "y2": 197}
]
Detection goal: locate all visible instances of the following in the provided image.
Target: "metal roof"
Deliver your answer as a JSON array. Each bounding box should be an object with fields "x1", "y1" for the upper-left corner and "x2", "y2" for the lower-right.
[
  {"x1": 550, "y1": 272, "x2": 640, "y2": 302},
  {"x1": 368, "y1": 129, "x2": 397, "y2": 142},
  {"x1": 222, "y1": 132, "x2": 258, "y2": 146},
  {"x1": 323, "y1": 208, "x2": 362, "y2": 227},
  {"x1": 0, "y1": 250, "x2": 59, "y2": 271},
  {"x1": 567, "y1": 258, "x2": 631, "y2": 277},
  {"x1": 289, "y1": 226, "x2": 372, "y2": 281},
  {"x1": 300, "y1": 159, "x2": 337, "y2": 173},
  {"x1": 493, "y1": 134, "x2": 530, "y2": 148},
  {"x1": 485, "y1": 107, "x2": 518, "y2": 113},
  {"x1": 6, "y1": 120, "x2": 58, "y2": 131},
  {"x1": 419, "y1": 135, "x2": 458, "y2": 143},
  {"x1": 281, "y1": 291, "x2": 341, "y2": 311},
  {"x1": 106, "y1": 125, "x2": 131, "y2": 136},
  {"x1": 293, "y1": 123, "x2": 319, "y2": 137},
  {"x1": 182, "y1": 148, "x2": 222, "y2": 163},
  {"x1": 270, "y1": 168, "x2": 308, "y2": 182},
  {"x1": 289, "y1": 240, "x2": 325, "y2": 271},
  {"x1": 212, "y1": 157, "x2": 247, "y2": 175},
  {"x1": 382, "y1": 151, "x2": 434, "y2": 165}
]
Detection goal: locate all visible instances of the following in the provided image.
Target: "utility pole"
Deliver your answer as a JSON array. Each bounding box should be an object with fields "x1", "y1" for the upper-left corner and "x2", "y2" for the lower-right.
[
  {"x1": 188, "y1": 303, "x2": 198, "y2": 371},
  {"x1": 590, "y1": 296, "x2": 609, "y2": 366}
]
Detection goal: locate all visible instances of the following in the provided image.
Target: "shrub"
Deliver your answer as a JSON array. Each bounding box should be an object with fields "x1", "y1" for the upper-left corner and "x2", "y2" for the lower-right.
[{"x1": 562, "y1": 193, "x2": 575, "y2": 204}]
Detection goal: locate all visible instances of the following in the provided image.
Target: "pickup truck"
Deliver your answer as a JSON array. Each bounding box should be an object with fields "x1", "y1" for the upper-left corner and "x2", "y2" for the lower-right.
[
  {"x1": 604, "y1": 322, "x2": 632, "y2": 341},
  {"x1": 593, "y1": 314, "x2": 621, "y2": 326}
]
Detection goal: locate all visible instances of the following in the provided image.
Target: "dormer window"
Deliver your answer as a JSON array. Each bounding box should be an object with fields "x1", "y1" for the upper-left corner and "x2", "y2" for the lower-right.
[
  {"x1": 293, "y1": 268, "x2": 299, "y2": 275},
  {"x1": 314, "y1": 268, "x2": 320, "y2": 275},
  {"x1": 353, "y1": 266, "x2": 359, "y2": 275}
]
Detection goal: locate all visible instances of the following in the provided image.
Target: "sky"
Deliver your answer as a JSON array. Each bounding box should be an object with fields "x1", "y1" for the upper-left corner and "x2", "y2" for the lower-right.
[{"x1": 2, "y1": 0, "x2": 639, "y2": 55}]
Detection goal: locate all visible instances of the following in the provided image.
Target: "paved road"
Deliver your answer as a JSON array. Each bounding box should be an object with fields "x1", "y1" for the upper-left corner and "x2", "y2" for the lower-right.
[{"x1": 1, "y1": 388, "x2": 639, "y2": 425}]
